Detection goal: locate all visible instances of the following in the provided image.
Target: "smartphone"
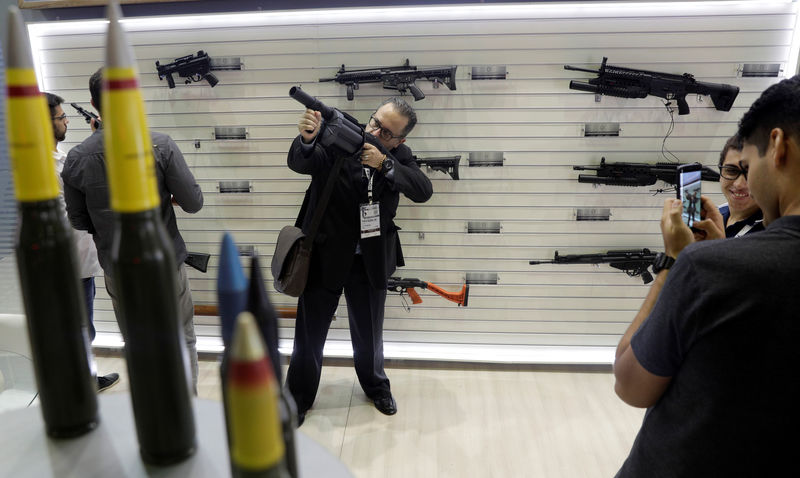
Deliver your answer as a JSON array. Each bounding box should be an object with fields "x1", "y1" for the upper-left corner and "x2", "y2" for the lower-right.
[{"x1": 676, "y1": 163, "x2": 702, "y2": 228}]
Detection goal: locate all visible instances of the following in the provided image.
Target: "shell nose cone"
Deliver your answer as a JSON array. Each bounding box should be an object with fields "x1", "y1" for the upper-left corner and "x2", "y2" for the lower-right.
[{"x1": 5, "y1": 6, "x2": 35, "y2": 69}]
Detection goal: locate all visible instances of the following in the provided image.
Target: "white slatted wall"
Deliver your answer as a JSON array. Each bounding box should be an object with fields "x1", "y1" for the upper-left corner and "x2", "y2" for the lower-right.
[{"x1": 32, "y1": 2, "x2": 796, "y2": 358}]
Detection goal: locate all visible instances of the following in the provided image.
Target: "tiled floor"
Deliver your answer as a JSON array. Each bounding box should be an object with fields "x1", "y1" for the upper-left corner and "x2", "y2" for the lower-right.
[{"x1": 96, "y1": 354, "x2": 644, "y2": 478}]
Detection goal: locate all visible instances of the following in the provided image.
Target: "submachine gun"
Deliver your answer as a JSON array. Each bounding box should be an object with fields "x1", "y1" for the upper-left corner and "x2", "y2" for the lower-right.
[
  {"x1": 156, "y1": 50, "x2": 219, "y2": 89},
  {"x1": 70, "y1": 103, "x2": 101, "y2": 128},
  {"x1": 565, "y1": 57, "x2": 739, "y2": 115},
  {"x1": 573, "y1": 157, "x2": 719, "y2": 189},
  {"x1": 530, "y1": 249, "x2": 658, "y2": 284},
  {"x1": 320, "y1": 58, "x2": 457, "y2": 101}
]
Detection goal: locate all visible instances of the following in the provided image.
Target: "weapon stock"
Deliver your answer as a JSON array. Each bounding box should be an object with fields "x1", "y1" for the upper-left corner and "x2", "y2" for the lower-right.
[
  {"x1": 184, "y1": 252, "x2": 210, "y2": 273},
  {"x1": 320, "y1": 58, "x2": 457, "y2": 101},
  {"x1": 565, "y1": 57, "x2": 739, "y2": 115},
  {"x1": 413, "y1": 155, "x2": 461, "y2": 180},
  {"x1": 156, "y1": 50, "x2": 219, "y2": 89},
  {"x1": 573, "y1": 157, "x2": 719, "y2": 189},
  {"x1": 387, "y1": 277, "x2": 469, "y2": 307},
  {"x1": 530, "y1": 249, "x2": 658, "y2": 284}
]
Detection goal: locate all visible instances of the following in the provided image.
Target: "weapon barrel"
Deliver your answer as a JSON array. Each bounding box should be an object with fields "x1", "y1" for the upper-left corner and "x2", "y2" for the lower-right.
[
  {"x1": 569, "y1": 80, "x2": 601, "y2": 93},
  {"x1": 289, "y1": 86, "x2": 336, "y2": 121},
  {"x1": 564, "y1": 64, "x2": 599, "y2": 74}
]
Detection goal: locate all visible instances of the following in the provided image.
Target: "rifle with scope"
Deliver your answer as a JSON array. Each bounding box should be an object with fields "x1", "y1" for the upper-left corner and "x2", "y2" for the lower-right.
[
  {"x1": 320, "y1": 58, "x2": 457, "y2": 101},
  {"x1": 412, "y1": 155, "x2": 461, "y2": 180},
  {"x1": 156, "y1": 50, "x2": 219, "y2": 89},
  {"x1": 565, "y1": 57, "x2": 739, "y2": 115},
  {"x1": 70, "y1": 103, "x2": 101, "y2": 129},
  {"x1": 573, "y1": 157, "x2": 720, "y2": 188},
  {"x1": 530, "y1": 249, "x2": 658, "y2": 284}
]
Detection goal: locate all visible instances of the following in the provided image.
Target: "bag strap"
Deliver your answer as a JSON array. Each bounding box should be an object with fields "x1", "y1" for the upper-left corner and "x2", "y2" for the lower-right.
[{"x1": 305, "y1": 154, "x2": 347, "y2": 243}]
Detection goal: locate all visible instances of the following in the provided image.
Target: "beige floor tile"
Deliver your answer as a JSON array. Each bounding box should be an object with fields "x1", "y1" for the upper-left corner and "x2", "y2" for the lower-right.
[{"x1": 94, "y1": 356, "x2": 645, "y2": 478}]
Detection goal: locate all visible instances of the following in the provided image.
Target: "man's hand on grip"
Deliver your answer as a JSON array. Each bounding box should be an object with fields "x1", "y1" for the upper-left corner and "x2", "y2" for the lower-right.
[{"x1": 298, "y1": 109, "x2": 321, "y2": 143}]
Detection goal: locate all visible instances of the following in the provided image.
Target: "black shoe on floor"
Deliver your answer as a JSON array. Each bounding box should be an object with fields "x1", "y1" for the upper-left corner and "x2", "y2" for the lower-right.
[
  {"x1": 297, "y1": 411, "x2": 306, "y2": 427},
  {"x1": 373, "y1": 395, "x2": 397, "y2": 415},
  {"x1": 97, "y1": 373, "x2": 120, "y2": 393}
]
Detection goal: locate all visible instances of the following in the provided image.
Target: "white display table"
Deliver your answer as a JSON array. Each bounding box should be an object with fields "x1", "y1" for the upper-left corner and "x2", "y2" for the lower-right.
[{"x1": 0, "y1": 393, "x2": 353, "y2": 478}]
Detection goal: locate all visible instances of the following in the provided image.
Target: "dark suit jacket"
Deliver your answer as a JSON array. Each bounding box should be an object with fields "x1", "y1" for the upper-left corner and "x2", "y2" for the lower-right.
[{"x1": 288, "y1": 135, "x2": 433, "y2": 291}]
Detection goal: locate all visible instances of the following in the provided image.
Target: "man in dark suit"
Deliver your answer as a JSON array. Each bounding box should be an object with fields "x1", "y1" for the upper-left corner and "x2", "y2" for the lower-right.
[{"x1": 286, "y1": 97, "x2": 433, "y2": 424}]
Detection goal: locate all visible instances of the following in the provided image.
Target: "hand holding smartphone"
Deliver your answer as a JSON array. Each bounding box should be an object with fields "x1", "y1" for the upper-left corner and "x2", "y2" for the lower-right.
[{"x1": 676, "y1": 163, "x2": 703, "y2": 228}]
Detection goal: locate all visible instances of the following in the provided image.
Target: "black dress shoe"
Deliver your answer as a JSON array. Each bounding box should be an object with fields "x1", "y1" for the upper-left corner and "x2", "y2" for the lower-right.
[{"x1": 373, "y1": 395, "x2": 397, "y2": 415}]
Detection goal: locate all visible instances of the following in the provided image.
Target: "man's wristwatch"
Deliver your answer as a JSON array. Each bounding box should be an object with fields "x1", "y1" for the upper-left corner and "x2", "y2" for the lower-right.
[
  {"x1": 651, "y1": 252, "x2": 676, "y2": 274},
  {"x1": 381, "y1": 157, "x2": 394, "y2": 173}
]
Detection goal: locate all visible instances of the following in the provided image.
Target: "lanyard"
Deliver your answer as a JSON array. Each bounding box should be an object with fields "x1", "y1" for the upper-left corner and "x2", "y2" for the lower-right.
[{"x1": 364, "y1": 167, "x2": 375, "y2": 204}]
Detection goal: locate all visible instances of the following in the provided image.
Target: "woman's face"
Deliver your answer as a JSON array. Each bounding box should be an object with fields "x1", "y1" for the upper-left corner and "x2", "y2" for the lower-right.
[{"x1": 720, "y1": 149, "x2": 759, "y2": 217}]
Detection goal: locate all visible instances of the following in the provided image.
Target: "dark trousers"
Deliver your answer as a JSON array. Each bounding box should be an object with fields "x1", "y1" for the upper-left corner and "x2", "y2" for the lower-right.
[
  {"x1": 82, "y1": 277, "x2": 96, "y2": 342},
  {"x1": 287, "y1": 255, "x2": 391, "y2": 414}
]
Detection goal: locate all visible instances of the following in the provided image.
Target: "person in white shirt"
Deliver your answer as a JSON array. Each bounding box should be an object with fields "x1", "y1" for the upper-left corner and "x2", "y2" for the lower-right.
[{"x1": 45, "y1": 92, "x2": 119, "y2": 392}]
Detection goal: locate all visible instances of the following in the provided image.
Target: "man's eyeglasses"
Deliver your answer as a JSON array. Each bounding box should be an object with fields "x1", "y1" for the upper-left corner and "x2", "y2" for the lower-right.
[
  {"x1": 52, "y1": 113, "x2": 68, "y2": 121},
  {"x1": 719, "y1": 161, "x2": 748, "y2": 181},
  {"x1": 368, "y1": 115, "x2": 404, "y2": 141}
]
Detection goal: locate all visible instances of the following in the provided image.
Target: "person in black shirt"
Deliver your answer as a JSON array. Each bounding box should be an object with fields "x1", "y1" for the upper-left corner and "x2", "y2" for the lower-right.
[{"x1": 614, "y1": 76, "x2": 800, "y2": 477}]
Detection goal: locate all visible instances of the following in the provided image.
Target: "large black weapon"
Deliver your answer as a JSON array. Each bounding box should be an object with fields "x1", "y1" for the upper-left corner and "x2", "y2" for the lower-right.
[
  {"x1": 156, "y1": 50, "x2": 219, "y2": 89},
  {"x1": 413, "y1": 155, "x2": 461, "y2": 180},
  {"x1": 530, "y1": 249, "x2": 658, "y2": 284},
  {"x1": 289, "y1": 85, "x2": 368, "y2": 155},
  {"x1": 70, "y1": 103, "x2": 101, "y2": 129},
  {"x1": 320, "y1": 58, "x2": 457, "y2": 101},
  {"x1": 565, "y1": 57, "x2": 739, "y2": 115},
  {"x1": 574, "y1": 157, "x2": 719, "y2": 189},
  {"x1": 387, "y1": 277, "x2": 469, "y2": 307}
]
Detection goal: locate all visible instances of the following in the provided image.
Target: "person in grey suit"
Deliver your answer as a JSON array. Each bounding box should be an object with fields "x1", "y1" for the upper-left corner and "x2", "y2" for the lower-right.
[{"x1": 286, "y1": 97, "x2": 433, "y2": 424}]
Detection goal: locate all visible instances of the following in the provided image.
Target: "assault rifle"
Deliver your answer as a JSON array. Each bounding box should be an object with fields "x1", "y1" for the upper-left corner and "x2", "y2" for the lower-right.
[
  {"x1": 413, "y1": 155, "x2": 461, "y2": 180},
  {"x1": 70, "y1": 103, "x2": 101, "y2": 129},
  {"x1": 565, "y1": 57, "x2": 739, "y2": 115},
  {"x1": 184, "y1": 252, "x2": 211, "y2": 273},
  {"x1": 156, "y1": 50, "x2": 219, "y2": 89},
  {"x1": 320, "y1": 58, "x2": 457, "y2": 101},
  {"x1": 574, "y1": 157, "x2": 719, "y2": 189},
  {"x1": 387, "y1": 277, "x2": 469, "y2": 308},
  {"x1": 530, "y1": 249, "x2": 658, "y2": 284}
]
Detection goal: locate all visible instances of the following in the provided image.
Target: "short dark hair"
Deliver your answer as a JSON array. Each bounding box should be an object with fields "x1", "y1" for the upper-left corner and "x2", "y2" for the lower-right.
[
  {"x1": 89, "y1": 68, "x2": 103, "y2": 112},
  {"x1": 737, "y1": 75, "x2": 800, "y2": 155},
  {"x1": 44, "y1": 92, "x2": 64, "y2": 118},
  {"x1": 379, "y1": 97, "x2": 417, "y2": 137},
  {"x1": 718, "y1": 135, "x2": 743, "y2": 168}
]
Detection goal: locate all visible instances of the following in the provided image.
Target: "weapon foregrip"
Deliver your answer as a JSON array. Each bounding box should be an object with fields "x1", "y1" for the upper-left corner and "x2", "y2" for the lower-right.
[{"x1": 577, "y1": 175, "x2": 645, "y2": 186}]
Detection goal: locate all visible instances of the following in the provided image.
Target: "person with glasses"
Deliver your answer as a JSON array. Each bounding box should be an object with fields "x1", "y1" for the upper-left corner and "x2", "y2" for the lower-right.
[
  {"x1": 44, "y1": 92, "x2": 119, "y2": 393},
  {"x1": 716, "y1": 135, "x2": 765, "y2": 237},
  {"x1": 613, "y1": 76, "x2": 800, "y2": 477},
  {"x1": 286, "y1": 97, "x2": 433, "y2": 425}
]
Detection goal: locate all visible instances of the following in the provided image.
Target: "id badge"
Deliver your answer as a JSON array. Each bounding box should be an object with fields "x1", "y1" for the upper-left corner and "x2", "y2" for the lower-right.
[{"x1": 360, "y1": 202, "x2": 380, "y2": 239}]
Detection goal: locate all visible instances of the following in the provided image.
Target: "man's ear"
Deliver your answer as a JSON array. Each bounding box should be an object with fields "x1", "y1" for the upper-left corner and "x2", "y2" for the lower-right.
[
  {"x1": 770, "y1": 127, "x2": 787, "y2": 168},
  {"x1": 399, "y1": 138, "x2": 406, "y2": 145}
]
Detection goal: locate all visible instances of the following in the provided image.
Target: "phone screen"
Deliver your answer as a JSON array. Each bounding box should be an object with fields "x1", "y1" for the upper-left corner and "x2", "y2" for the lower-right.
[{"x1": 679, "y1": 169, "x2": 702, "y2": 227}]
